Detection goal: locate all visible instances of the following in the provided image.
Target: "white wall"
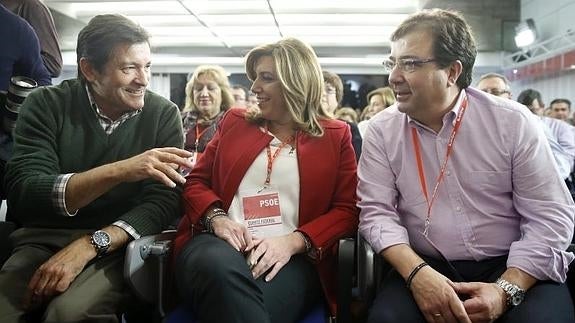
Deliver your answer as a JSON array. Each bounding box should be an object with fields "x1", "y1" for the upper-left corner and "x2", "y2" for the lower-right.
[{"x1": 511, "y1": 69, "x2": 575, "y2": 103}]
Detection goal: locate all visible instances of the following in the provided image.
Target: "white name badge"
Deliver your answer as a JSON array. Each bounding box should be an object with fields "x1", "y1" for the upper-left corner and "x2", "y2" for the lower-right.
[{"x1": 240, "y1": 187, "x2": 283, "y2": 237}]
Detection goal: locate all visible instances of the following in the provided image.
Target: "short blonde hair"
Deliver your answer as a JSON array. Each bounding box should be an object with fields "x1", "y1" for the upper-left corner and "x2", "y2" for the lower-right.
[
  {"x1": 335, "y1": 107, "x2": 358, "y2": 124},
  {"x1": 183, "y1": 65, "x2": 234, "y2": 113},
  {"x1": 367, "y1": 87, "x2": 395, "y2": 108},
  {"x1": 245, "y1": 37, "x2": 328, "y2": 137}
]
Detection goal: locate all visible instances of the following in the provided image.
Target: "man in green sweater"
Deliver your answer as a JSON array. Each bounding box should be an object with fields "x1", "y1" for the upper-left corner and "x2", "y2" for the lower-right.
[{"x1": 0, "y1": 14, "x2": 193, "y2": 322}]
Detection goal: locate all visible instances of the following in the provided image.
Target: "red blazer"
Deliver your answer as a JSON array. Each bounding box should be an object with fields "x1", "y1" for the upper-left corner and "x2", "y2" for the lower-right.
[{"x1": 174, "y1": 108, "x2": 359, "y2": 314}]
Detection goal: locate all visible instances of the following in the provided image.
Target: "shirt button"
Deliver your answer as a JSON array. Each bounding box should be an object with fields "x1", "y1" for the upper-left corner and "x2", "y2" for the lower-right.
[
  {"x1": 456, "y1": 206, "x2": 462, "y2": 212},
  {"x1": 447, "y1": 170, "x2": 451, "y2": 176}
]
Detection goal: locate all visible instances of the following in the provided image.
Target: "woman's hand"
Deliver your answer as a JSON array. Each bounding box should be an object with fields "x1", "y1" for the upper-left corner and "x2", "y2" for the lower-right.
[
  {"x1": 246, "y1": 232, "x2": 305, "y2": 282},
  {"x1": 211, "y1": 216, "x2": 254, "y2": 252}
]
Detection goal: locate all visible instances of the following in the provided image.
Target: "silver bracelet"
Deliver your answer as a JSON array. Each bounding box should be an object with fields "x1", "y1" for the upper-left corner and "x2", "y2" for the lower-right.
[
  {"x1": 294, "y1": 230, "x2": 312, "y2": 252},
  {"x1": 203, "y1": 208, "x2": 227, "y2": 233}
]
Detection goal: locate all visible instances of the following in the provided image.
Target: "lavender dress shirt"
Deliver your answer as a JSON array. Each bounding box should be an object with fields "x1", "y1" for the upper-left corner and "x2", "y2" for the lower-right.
[{"x1": 358, "y1": 87, "x2": 575, "y2": 282}]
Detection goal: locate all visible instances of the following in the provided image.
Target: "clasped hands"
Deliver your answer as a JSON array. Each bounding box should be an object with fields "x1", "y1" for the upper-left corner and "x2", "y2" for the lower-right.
[
  {"x1": 411, "y1": 266, "x2": 507, "y2": 323},
  {"x1": 211, "y1": 216, "x2": 304, "y2": 282}
]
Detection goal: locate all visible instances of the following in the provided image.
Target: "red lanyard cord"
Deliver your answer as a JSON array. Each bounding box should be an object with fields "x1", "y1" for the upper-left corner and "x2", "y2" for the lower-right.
[
  {"x1": 264, "y1": 125, "x2": 295, "y2": 186},
  {"x1": 194, "y1": 123, "x2": 210, "y2": 151},
  {"x1": 411, "y1": 96, "x2": 468, "y2": 236}
]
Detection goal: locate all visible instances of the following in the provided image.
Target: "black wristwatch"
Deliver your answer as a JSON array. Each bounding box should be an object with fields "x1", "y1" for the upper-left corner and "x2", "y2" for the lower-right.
[
  {"x1": 496, "y1": 278, "x2": 526, "y2": 307},
  {"x1": 90, "y1": 230, "x2": 111, "y2": 257}
]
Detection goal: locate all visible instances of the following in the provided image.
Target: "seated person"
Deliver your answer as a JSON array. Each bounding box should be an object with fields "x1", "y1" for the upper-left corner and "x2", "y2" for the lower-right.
[
  {"x1": 174, "y1": 37, "x2": 359, "y2": 323},
  {"x1": 181, "y1": 65, "x2": 233, "y2": 169},
  {"x1": 359, "y1": 9, "x2": 574, "y2": 323},
  {"x1": 0, "y1": 14, "x2": 192, "y2": 322},
  {"x1": 322, "y1": 70, "x2": 362, "y2": 160}
]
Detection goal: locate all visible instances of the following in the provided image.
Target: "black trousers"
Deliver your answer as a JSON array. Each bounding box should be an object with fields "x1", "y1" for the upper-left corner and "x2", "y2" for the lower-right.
[
  {"x1": 367, "y1": 255, "x2": 575, "y2": 323},
  {"x1": 175, "y1": 233, "x2": 322, "y2": 323}
]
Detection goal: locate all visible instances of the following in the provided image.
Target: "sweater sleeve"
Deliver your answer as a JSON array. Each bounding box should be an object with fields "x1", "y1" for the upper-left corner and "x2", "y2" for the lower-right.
[
  {"x1": 116, "y1": 100, "x2": 184, "y2": 236},
  {"x1": 5, "y1": 87, "x2": 62, "y2": 216}
]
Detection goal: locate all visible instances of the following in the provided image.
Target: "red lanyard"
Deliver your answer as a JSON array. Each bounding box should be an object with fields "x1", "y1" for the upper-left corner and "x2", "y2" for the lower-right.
[
  {"x1": 264, "y1": 126, "x2": 295, "y2": 187},
  {"x1": 194, "y1": 123, "x2": 210, "y2": 151},
  {"x1": 411, "y1": 96, "x2": 468, "y2": 236}
]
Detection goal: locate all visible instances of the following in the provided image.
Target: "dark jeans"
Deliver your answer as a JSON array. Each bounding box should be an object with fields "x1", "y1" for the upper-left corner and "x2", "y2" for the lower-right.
[
  {"x1": 368, "y1": 255, "x2": 575, "y2": 323},
  {"x1": 175, "y1": 233, "x2": 322, "y2": 323}
]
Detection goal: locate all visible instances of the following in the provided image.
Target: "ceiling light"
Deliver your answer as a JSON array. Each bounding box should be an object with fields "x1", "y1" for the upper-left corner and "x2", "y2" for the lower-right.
[{"x1": 514, "y1": 19, "x2": 537, "y2": 48}]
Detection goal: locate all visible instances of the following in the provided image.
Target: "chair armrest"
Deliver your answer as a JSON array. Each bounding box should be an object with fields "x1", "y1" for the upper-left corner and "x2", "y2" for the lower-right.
[
  {"x1": 337, "y1": 237, "x2": 354, "y2": 323},
  {"x1": 124, "y1": 230, "x2": 176, "y2": 305},
  {"x1": 357, "y1": 234, "x2": 376, "y2": 303}
]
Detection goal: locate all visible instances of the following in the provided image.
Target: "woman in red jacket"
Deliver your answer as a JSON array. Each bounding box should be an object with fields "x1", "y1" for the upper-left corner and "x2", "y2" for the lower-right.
[{"x1": 174, "y1": 37, "x2": 358, "y2": 323}]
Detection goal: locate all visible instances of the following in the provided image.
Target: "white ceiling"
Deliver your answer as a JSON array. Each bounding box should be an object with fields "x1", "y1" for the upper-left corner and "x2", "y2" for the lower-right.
[{"x1": 45, "y1": 0, "x2": 520, "y2": 74}]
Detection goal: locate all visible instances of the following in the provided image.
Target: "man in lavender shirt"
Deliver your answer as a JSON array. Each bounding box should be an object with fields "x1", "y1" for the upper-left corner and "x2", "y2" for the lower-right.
[{"x1": 358, "y1": 9, "x2": 575, "y2": 323}]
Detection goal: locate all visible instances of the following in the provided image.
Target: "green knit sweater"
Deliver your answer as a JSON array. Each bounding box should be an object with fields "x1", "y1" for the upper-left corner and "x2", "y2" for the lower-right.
[{"x1": 4, "y1": 79, "x2": 183, "y2": 235}]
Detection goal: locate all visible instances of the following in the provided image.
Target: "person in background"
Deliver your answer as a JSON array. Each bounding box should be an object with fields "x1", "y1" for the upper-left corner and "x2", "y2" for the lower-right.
[
  {"x1": 549, "y1": 98, "x2": 574, "y2": 125},
  {"x1": 247, "y1": 90, "x2": 259, "y2": 110},
  {"x1": 358, "y1": 87, "x2": 395, "y2": 137},
  {"x1": 322, "y1": 70, "x2": 362, "y2": 160},
  {"x1": 478, "y1": 74, "x2": 574, "y2": 180},
  {"x1": 0, "y1": 14, "x2": 192, "y2": 322},
  {"x1": 335, "y1": 107, "x2": 359, "y2": 124},
  {"x1": 517, "y1": 88, "x2": 575, "y2": 179},
  {"x1": 517, "y1": 88, "x2": 545, "y2": 116},
  {"x1": 0, "y1": 2, "x2": 51, "y2": 207},
  {"x1": 0, "y1": 3, "x2": 50, "y2": 91},
  {"x1": 0, "y1": 0, "x2": 63, "y2": 78},
  {"x1": 231, "y1": 84, "x2": 248, "y2": 109},
  {"x1": 181, "y1": 65, "x2": 234, "y2": 167},
  {"x1": 359, "y1": 9, "x2": 574, "y2": 323},
  {"x1": 476, "y1": 72, "x2": 512, "y2": 99},
  {"x1": 174, "y1": 37, "x2": 358, "y2": 323}
]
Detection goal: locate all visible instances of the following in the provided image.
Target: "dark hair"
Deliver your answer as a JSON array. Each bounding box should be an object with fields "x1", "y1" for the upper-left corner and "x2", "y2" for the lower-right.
[
  {"x1": 76, "y1": 14, "x2": 150, "y2": 83},
  {"x1": 322, "y1": 70, "x2": 344, "y2": 105},
  {"x1": 391, "y1": 9, "x2": 477, "y2": 89},
  {"x1": 517, "y1": 89, "x2": 543, "y2": 107},
  {"x1": 231, "y1": 84, "x2": 248, "y2": 100},
  {"x1": 550, "y1": 98, "x2": 571, "y2": 110}
]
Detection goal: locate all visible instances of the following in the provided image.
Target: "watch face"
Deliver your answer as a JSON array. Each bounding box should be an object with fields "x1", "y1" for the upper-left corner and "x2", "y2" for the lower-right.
[
  {"x1": 93, "y1": 231, "x2": 111, "y2": 247},
  {"x1": 511, "y1": 292, "x2": 525, "y2": 306}
]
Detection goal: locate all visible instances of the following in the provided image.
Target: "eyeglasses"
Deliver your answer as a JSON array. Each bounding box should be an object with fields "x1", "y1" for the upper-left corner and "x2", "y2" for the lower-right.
[
  {"x1": 382, "y1": 57, "x2": 437, "y2": 73},
  {"x1": 481, "y1": 88, "x2": 510, "y2": 97}
]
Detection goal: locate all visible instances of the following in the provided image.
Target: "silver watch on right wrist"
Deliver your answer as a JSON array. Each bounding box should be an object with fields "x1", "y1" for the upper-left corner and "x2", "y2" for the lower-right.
[{"x1": 495, "y1": 278, "x2": 526, "y2": 307}]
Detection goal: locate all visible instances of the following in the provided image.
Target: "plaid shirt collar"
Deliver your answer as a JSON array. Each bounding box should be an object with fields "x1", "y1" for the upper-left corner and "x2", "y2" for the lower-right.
[{"x1": 85, "y1": 84, "x2": 142, "y2": 135}]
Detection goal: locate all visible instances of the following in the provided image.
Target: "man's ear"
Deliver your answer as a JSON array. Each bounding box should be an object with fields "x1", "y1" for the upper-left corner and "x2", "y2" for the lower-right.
[
  {"x1": 79, "y1": 58, "x2": 97, "y2": 82},
  {"x1": 447, "y1": 60, "x2": 463, "y2": 87}
]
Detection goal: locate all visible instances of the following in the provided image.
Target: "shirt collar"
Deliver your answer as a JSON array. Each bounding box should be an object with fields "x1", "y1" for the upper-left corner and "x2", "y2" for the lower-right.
[
  {"x1": 407, "y1": 89, "x2": 467, "y2": 128},
  {"x1": 84, "y1": 84, "x2": 142, "y2": 120}
]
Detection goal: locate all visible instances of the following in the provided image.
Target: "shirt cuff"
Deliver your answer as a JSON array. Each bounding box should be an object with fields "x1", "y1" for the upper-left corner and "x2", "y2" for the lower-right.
[
  {"x1": 52, "y1": 173, "x2": 78, "y2": 216},
  {"x1": 113, "y1": 220, "x2": 141, "y2": 240}
]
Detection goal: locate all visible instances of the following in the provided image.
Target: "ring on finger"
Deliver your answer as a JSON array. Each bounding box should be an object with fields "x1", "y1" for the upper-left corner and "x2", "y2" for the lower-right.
[{"x1": 433, "y1": 313, "x2": 442, "y2": 317}]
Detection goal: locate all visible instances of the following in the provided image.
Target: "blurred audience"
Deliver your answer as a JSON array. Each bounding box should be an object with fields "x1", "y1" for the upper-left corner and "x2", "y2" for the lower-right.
[
  {"x1": 231, "y1": 84, "x2": 248, "y2": 109},
  {"x1": 335, "y1": 107, "x2": 359, "y2": 124},
  {"x1": 517, "y1": 88, "x2": 575, "y2": 180},
  {"x1": 476, "y1": 72, "x2": 511, "y2": 99},
  {"x1": 1, "y1": 0, "x2": 62, "y2": 78},
  {"x1": 358, "y1": 87, "x2": 395, "y2": 137},
  {"x1": 182, "y1": 65, "x2": 233, "y2": 166},
  {"x1": 549, "y1": 98, "x2": 573, "y2": 125},
  {"x1": 0, "y1": 3, "x2": 50, "y2": 91},
  {"x1": 322, "y1": 70, "x2": 362, "y2": 160}
]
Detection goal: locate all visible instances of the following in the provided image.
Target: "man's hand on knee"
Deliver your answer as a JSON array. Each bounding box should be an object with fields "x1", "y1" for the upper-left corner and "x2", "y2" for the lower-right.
[
  {"x1": 410, "y1": 267, "x2": 472, "y2": 323},
  {"x1": 22, "y1": 236, "x2": 95, "y2": 310}
]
